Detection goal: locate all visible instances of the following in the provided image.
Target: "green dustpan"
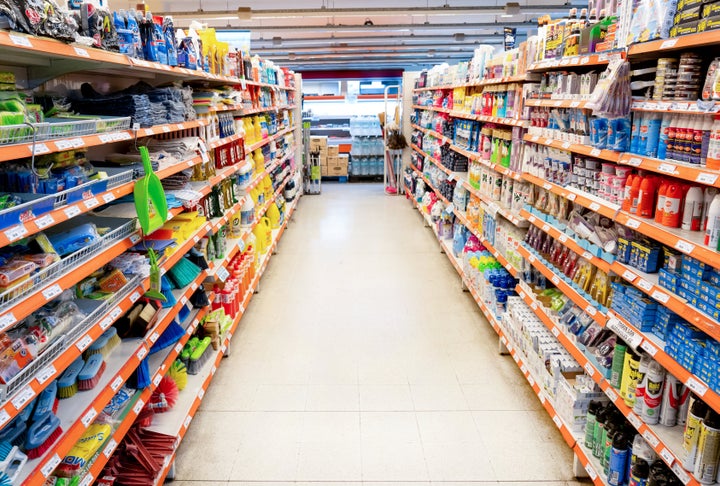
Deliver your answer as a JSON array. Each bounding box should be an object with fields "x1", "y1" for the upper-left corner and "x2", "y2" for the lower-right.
[{"x1": 134, "y1": 146, "x2": 168, "y2": 235}]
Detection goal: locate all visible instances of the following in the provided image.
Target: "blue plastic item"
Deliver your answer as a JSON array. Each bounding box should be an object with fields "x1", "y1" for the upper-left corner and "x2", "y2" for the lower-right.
[
  {"x1": 31, "y1": 381, "x2": 57, "y2": 422},
  {"x1": 46, "y1": 223, "x2": 99, "y2": 256}
]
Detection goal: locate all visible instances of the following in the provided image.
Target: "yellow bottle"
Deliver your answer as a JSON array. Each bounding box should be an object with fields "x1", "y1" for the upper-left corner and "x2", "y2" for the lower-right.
[{"x1": 253, "y1": 149, "x2": 265, "y2": 172}]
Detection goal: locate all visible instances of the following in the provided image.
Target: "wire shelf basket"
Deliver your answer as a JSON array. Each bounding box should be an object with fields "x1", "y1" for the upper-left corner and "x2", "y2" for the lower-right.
[{"x1": 0, "y1": 123, "x2": 49, "y2": 146}]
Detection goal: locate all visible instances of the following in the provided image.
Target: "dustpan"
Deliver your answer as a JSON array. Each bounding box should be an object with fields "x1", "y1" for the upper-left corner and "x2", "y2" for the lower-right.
[{"x1": 134, "y1": 146, "x2": 168, "y2": 235}]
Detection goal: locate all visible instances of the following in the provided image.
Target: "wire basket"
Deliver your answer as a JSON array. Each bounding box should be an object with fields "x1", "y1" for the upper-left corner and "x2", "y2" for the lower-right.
[
  {"x1": 0, "y1": 275, "x2": 142, "y2": 403},
  {"x1": 44, "y1": 118, "x2": 98, "y2": 139},
  {"x1": 0, "y1": 217, "x2": 138, "y2": 313},
  {"x1": 52, "y1": 167, "x2": 134, "y2": 208},
  {"x1": 0, "y1": 123, "x2": 50, "y2": 146},
  {"x1": 94, "y1": 116, "x2": 132, "y2": 133}
]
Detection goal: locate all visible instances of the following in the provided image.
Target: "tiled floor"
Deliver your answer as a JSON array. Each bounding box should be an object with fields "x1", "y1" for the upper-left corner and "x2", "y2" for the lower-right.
[{"x1": 173, "y1": 183, "x2": 590, "y2": 485}]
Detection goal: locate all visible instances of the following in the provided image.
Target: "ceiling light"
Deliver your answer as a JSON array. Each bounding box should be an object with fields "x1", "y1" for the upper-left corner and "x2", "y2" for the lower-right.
[
  {"x1": 364, "y1": 18, "x2": 374, "y2": 26},
  {"x1": 502, "y1": 2, "x2": 521, "y2": 17}
]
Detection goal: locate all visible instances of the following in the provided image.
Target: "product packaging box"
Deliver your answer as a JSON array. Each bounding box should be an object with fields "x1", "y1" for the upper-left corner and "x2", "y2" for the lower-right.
[
  {"x1": 327, "y1": 145, "x2": 339, "y2": 157},
  {"x1": 310, "y1": 136, "x2": 328, "y2": 152}
]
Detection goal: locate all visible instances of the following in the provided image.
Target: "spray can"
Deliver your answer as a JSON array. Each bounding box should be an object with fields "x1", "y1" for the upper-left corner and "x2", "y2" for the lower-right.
[
  {"x1": 621, "y1": 349, "x2": 641, "y2": 407},
  {"x1": 594, "y1": 406, "x2": 609, "y2": 458},
  {"x1": 704, "y1": 194, "x2": 720, "y2": 248},
  {"x1": 659, "y1": 374, "x2": 684, "y2": 427},
  {"x1": 678, "y1": 387, "x2": 691, "y2": 426},
  {"x1": 682, "y1": 396, "x2": 708, "y2": 470},
  {"x1": 657, "y1": 114, "x2": 672, "y2": 160},
  {"x1": 634, "y1": 354, "x2": 651, "y2": 415},
  {"x1": 694, "y1": 410, "x2": 720, "y2": 484},
  {"x1": 661, "y1": 182, "x2": 684, "y2": 228},
  {"x1": 604, "y1": 422, "x2": 619, "y2": 472},
  {"x1": 702, "y1": 188, "x2": 719, "y2": 231},
  {"x1": 586, "y1": 400, "x2": 601, "y2": 449},
  {"x1": 682, "y1": 186, "x2": 704, "y2": 231},
  {"x1": 611, "y1": 341, "x2": 628, "y2": 389},
  {"x1": 642, "y1": 361, "x2": 665, "y2": 425},
  {"x1": 609, "y1": 433, "x2": 631, "y2": 486},
  {"x1": 631, "y1": 434, "x2": 657, "y2": 470},
  {"x1": 629, "y1": 458, "x2": 649, "y2": 486}
]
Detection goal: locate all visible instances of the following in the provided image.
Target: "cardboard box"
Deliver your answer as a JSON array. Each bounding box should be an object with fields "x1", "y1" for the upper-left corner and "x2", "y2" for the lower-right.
[
  {"x1": 327, "y1": 159, "x2": 349, "y2": 176},
  {"x1": 321, "y1": 165, "x2": 329, "y2": 176},
  {"x1": 327, "y1": 145, "x2": 339, "y2": 156},
  {"x1": 326, "y1": 155, "x2": 339, "y2": 166},
  {"x1": 310, "y1": 136, "x2": 328, "y2": 152},
  {"x1": 338, "y1": 154, "x2": 349, "y2": 163}
]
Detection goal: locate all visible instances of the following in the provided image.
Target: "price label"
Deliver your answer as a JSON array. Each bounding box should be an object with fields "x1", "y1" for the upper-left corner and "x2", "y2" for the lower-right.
[
  {"x1": 584, "y1": 362, "x2": 596, "y2": 376},
  {"x1": 528, "y1": 254, "x2": 536, "y2": 263},
  {"x1": 586, "y1": 464, "x2": 598, "y2": 480},
  {"x1": 9, "y1": 34, "x2": 33, "y2": 47},
  {"x1": 622, "y1": 269, "x2": 638, "y2": 282},
  {"x1": 153, "y1": 374, "x2": 162, "y2": 387},
  {"x1": 552, "y1": 326, "x2": 560, "y2": 337},
  {"x1": 103, "y1": 193, "x2": 116, "y2": 204},
  {"x1": 552, "y1": 414, "x2": 562, "y2": 428},
  {"x1": 99, "y1": 315, "x2": 113, "y2": 331},
  {"x1": 130, "y1": 291, "x2": 141, "y2": 303},
  {"x1": 64, "y1": 205, "x2": 82, "y2": 219},
  {"x1": 41, "y1": 454, "x2": 61, "y2": 477},
  {"x1": 520, "y1": 363, "x2": 528, "y2": 374},
  {"x1": 80, "y1": 474, "x2": 94, "y2": 486},
  {"x1": 675, "y1": 240, "x2": 695, "y2": 255},
  {"x1": 133, "y1": 398, "x2": 145, "y2": 415},
  {"x1": 109, "y1": 306, "x2": 122, "y2": 320},
  {"x1": 30, "y1": 143, "x2": 50, "y2": 155},
  {"x1": 582, "y1": 251, "x2": 593, "y2": 261},
  {"x1": 551, "y1": 275, "x2": 560, "y2": 285},
  {"x1": 181, "y1": 296, "x2": 188, "y2": 306},
  {"x1": 651, "y1": 290, "x2": 670, "y2": 304},
  {"x1": 191, "y1": 282, "x2": 198, "y2": 291},
  {"x1": 81, "y1": 407, "x2": 97, "y2": 427},
  {"x1": 36, "y1": 364, "x2": 57, "y2": 385},
  {"x1": 531, "y1": 135, "x2": 540, "y2": 142},
  {"x1": 560, "y1": 141, "x2": 571, "y2": 150},
  {"x1": 0, "y1": 410, "x2": 10, "y2": 428},
  {"x1": 637, "y1": 279, "x2": 653, "y2": 292},
  {"x1": 586, "y1": 305, "x2": 597, "y2": 316},
  {"x1": 149, "y1": 332, "x2": 159, "y2": 343},
  {"x1": 570, "y1": 101, "x2": 581, "y2": 108},
  {"x1": 221, "y1": 344, "x2": 227, "y2": 354},
  {"x1": 35, "y1": 214, "x2": 55, "y2": 229},
  {"x1": 104, "y1": 439, "x2": 118, "y2": 458},
  {"x1": 175, "y1": 342, "x2": 183, "y2": 353},
  {"x1": 111, "y1": 376, "x2": 123, "y2": 391},
  {"x1": 603, "y1": 387, "x2": 618, "y2": 403},
  {"x1": 660, "y1": 448, "x2": 675, "y2": 465},
  {"x1": 581, "y1": 56, "x2": 591, "y2": 65},
  {"x1": 686, "y1": 376, "x2": 708, "y2": 397},
  {"x1": 696, "y1": 172, "x2": 719, "y2": 185},
  {"x1": 626, "y1": 218, "x2": 641, "y2": 229},
  {"x1": 543, "y1": 182, "x2": 552, "y2": 190},
  {"x1": 607, "y1": 317, "x2": 643, "y2": 348},
  {"x1": 589, "y1": 202, "x2": 601, "y2": 211},
  {"x1": 558, "y1": 234, "x2": 568, "y2": 243},
  {"x1": 627, "y1": 412, "x2": 643, "y2": 429},
  {"x1": 539, "y1": 391, "x2": 546, "y2": 404},
  {"x1": 643, "y1": 430, "x2": 660, "y2": 448},
  {"x1": 660, "y1": 38, "x2": 679, "y2": 49},
  {"x1": 0, "y1": 313, "x2": 16, "y2": 331},
  {"x1": 211, "y1": 365, "x2": 217, "y2": 375},
  {"x1": 671, "y1": 463, "x2": 692, "y2": 484},
  {"x1": 162, "y1": 126, "x2": 171, "y2": 133},
  {"x1": 4, "y1": 225, "x2": 28, "y2": 242},
  {"x1": 656, "y1": 163, "x2": 676, "y2": 175},
  {"x1": 130, "y1": 234, "x2": 141, "y2": 244},
  {"x1": 84, "y1": 197, "x2": 99, "y2": 210},
  {"x1": 554, "y1": 100, "x2": 564, "y2": 107},
  {"x1": 11, "y1": 386, "x2": 35, "y2": 410},
  {"x1": 542, "y1": 223, "x2": 550, "y2": 232},
  {"x1": 184, "y1": 415, "x2": 192, "y2": 429},
  {"x1": 99, "y1": 133, "x2": 113, "y2": 143},
  {"x1": 528, "y1": 374, "x2": 535, "y2": 386},
  {"x1": 137, "y1": 347, "x2": 147, "y2": 360},
  {"x1": 566, "y1": 193, "x2": 577, "y2": 202},
  {"x1": 641, "y1": 340, "x2": 658, "y2": 357},
  {"x1": 590, "y1": 148, "x2": 602, "y2": 157},
  {"x1": 72, "y1": 46, "x2": 90, "y2": 57},
  {"x1": 76, "y1": 334, "x2": 93, "y2": 352},
  {"x1": 42, "y1": 284, "x2": 63, "y2": 301},
  {"x1": 55, "y1": 139, "x2": 74, "y2": 151}
]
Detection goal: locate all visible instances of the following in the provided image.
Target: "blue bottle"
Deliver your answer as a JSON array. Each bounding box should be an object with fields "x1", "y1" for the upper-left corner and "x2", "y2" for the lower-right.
[
  {"x1": 608, "y1": 433, "x2": 629, "y2": 486},
  {"x1": 628, "y1": 458, "x2": 648, "y2": 486}
]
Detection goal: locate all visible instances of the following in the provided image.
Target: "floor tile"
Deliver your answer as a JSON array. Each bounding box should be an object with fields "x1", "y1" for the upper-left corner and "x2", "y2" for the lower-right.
[
  {"x1": 423, "y1": 441, "x2": 497, "y2": 481},
  {"x1": 361, "y1": 441, "x2": 429, "y2": 481},
  {"x1": 301, "y1": 411, "x2": 361, "y2": 443},
  {"x1": 360, "y1": 411, "x2": 421, "y2": 442},
  {"x1": 411, "y1": 383, "x2": 469, "y2": 411},
  {"x1": 305, "y1": 384, "x2": 360, "y2": 411},
  {"x1": 359, "y1": 384, "x2": 414, "y2": 411},
  {"x1": 416, "y1": 411, "x2": 482, "y2": 443},
  {"x1": 296, "y1": 441, "x2": 362, "y2": 481}
]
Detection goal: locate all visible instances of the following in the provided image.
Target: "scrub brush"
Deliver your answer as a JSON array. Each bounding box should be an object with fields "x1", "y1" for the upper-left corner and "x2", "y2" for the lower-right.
[
  {"x1": 0, "y1": 441, "x2": 27, "y2": 483},
  {"x1": 148, "y1": 376, "x2": 178, "y2": 413},
  {"x1": 0, "y1": 472, "x2": 11, "y2": 486},
  {"x1": 179, "y1": 337, "x2": 200, "y2": 367},
  {"x1": 31, "y1": 381, "x2": 57, "y2": 422},
  {"x1": 168, "y1": 258, "x2": 201, "y2": 288},
  {"x1": 167, "y1": 360, "x2": 187, "y2": 391},
  {"x1": 130, "y1": 357, "x2": 151, "y2": 389},
  {"x1": 84, "y1": 327, "x2": 121, "y2": 359},
  {"x1": 57, "y1": 357, "x2": 84, "y2": 399},
  {"x1": 187, "y1": 337, "x2": 212, "y2": 375},
  {"x1": 160, "y1": 275, "x2": 177, "y2": 309},
  {"x1": 77, "y1": 354, "x2": 106, "y2": 391},
  {"x1": 149, "y1": 320, "x2": 185, "y2": 355},
  {"x1": 25, "y1": 413, "x2": 62, "y2": 459}
]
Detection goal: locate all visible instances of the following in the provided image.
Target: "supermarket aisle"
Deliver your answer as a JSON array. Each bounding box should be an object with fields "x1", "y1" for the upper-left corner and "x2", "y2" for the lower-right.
[{"x1": 174, "y1": 183, "x2": 587, "y2": 485}]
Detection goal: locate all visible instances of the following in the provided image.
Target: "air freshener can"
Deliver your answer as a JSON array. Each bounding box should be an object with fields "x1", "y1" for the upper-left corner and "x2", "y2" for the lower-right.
[
  {"x1": 694, "y1": 411, "x2": 720, "y2": 484},
  {"x1": 633, "y1": 354, "x2": 651, "y2": 415},
  {"x1": 659, "y1": 374, "x2": 682, "y2": 426},
  {"x1": 641, "y1": 361, "x2": 665, "y2": 425}
]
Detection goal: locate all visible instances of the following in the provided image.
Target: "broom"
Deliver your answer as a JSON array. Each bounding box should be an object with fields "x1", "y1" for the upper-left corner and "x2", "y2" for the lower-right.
[
  {"x1": 149, "y1": 320, "x2": 185, "y2": 355},
  {"x1": 167, "y1": 258, "x2": 201, "y2": 289}
]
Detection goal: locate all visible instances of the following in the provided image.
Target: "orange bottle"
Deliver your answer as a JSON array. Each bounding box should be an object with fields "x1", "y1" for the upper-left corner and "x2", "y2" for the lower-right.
[
  {"x1": 661, "y1": 182, "x2": 684, "y2": 228},
  {"x1": 622, "y1": 174, "x2": 636, "y2": 212},
  {"x1": 655, "y1": 179, "x2": 669, "y2": 223},
  {"x1": 638, "y1": 176, "x2": 657, "y2": 218},
  {"x1": 628, "y1": 175, "x2": 643, "y2": 214}
]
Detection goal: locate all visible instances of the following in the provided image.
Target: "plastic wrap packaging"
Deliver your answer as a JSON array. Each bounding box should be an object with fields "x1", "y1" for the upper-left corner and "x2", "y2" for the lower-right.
[{"x1": 626, "y1": 0, "x2": 678, "y2": 44}]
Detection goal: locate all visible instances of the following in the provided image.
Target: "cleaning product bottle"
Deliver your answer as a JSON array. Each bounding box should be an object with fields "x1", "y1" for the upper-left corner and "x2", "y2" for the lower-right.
[
  {"x1": 633, "y1": 353, "x2": 651, "y2": 415},
  {"x1": 621, "y1": 349, "x2": 641, "y2": 406},
  {"x1": 645, "y1": 113, "x2": 662, "y2": 158},
  {"x1": 682, "y1": 186, "x2": 704, "y2": 231},
  {"x1": 163, "y1": 16, "x2": 178, "y2": 66},
  {"x1": 682, "y1": 396, "x2": 708, "y2": 470},
  {"x1": 706, "y1": 115, "x2": 720, "y2": 169},
  {"x1": 665, "y1": 115, "x2": 679, "y2": 160},
  {"x1": 622, "y1": 173, "x2": 637, "y2": 212},
  {"x1": 637, "y1": 114, "x2": 650, "y2": 156},
  {"x1": 701, "y1": 115, "x2": 714, "y2": 164},
  {"x1": 657, "y1": 114, "x2": 672, "y2": 160},
  {"x1": 629, "y1": 458, "x2": 649, "y2": 486},
  {"x1": 641, "y1": 360, "x2": 665, "y2": 425},
  {"x1": 585, "y1": 401, "x2": 602, "y2": 450},
  {"x1": 608, "y1": 433, "x2": 630, "y2": 486},
  {"x1": 702, "y1": 187, "x2": 719, "y2": 230},
  {"x1": 694, "y1": 409, "x2": 720, "y2": 483},
  {"x1": 637, "y1": 176, "x2": 656, "y2": 218},
  {"x1": 704, "y1": 193, "x2": 720, "y2": 247},
  {"x1": 610, "y1": 341, "x2": 627, "y2": 389},
  {"x1": 661, "y1": 182, "x2": 684, "y2": 228},
  {"x1": 655, "y1": 179, "x2": 669, "y2": 223},
  {"x1": 594, "y1": 405, "x2": 609, "y2": 458},
  {"x1": 126, "y1": 9, "x2": 143, "y2": 59}
]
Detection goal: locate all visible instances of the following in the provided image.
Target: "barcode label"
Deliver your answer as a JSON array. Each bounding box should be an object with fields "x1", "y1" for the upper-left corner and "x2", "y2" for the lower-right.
[
  {"x1": 651, "y1": 290, "x2": 670, "y2": 304},
  {"x1": 589, "y1": 202, "x2": 601, "y2": 211},
  {"x1": 103, "y1": 193, "x2": 116, "y2": 204},
  {"x1": 566, "y1": 193, "x2": 576, "y2": 201},
  {"x1": 81, "y1": 407, "x2": 97, "y2": 427},
  {"x1": 660, "y1": 448, "x2": 674, "y2": 464},
  {"x1": 41, "y1": 454, "x2": 61, "y2": 477},
  {"x1": 626, "y1": 218, "x2": 641, "y2": 229},
  {"x1": 606, "y1": 387, "x2": 619, "y2": 402},
  {"x1": 627, "y1": 412, "x2": 642, "y2": 429},
  {"x1": 198, "y1": 388, "x2": 205, "y2": 399},
  {"x1": 552, "y1": 327, "x2": 560, "y2": 337},
  {"x1": 31, "y1": 143, "x2": 50, "y2": 155},
  {"x1": 42, "y1": 284, "x2": 63, "y2": 301},
  {"x1": 590, "y1": 148, "x2": 601, "y2": 157},
  {"x1": 111, "y1": 376, "x2": 123, "y2": 391},
  {"x1": 104, "y1": 439, "x2": 118, "y2": 458},
  {"x1": 9, "y1": 34, "x2": 33, "y2": 47},
  {"x1": 686, "y1": 376, "x2": 708, "y2": 396},
  {"x1": 637, "y1": 279, "x2": 653, "y2": 292},
  {"x1": 4, "y1": 225, "x2": 28, "y2": 242},
  {"x1": 149, "y1": 332, "x2": 159, "y2": 343},
  {"x1": 658, "y1": 163, "x2": 676, "y2": 174},
  {"x1": 74, "y1": 47, "x2": 90, "y2": 57},
  {"x1": 527, "y1": 374, "x2": 535, "y2": 386},
  {"x1": 660, "y1": 38, "x2": 679, "y2": 49},
  {"x1": 627, "y1": 157, "x2": 642, "y2": 167},
  {"x1": 110, "y1": 306, "x2": 122, "y2": 320},
  {"x1": 130, "y1": 291, "x2": 141, "y2": 303},
  {"x1": 11, "y1": 386, "x2": 35, "y2": 410},
  {"x1": 671, "y1": 463, "x2": 691, "y2": 484},
  {"x1": 696, "y1": 172, "x2": 718, "y2": 185},
  {"x1": 584, "y1": 362, "x2": 595, "y2": 376},
  {"x1": 35, "y1": 214, "x2": 55, "y2": 229},
  {"x1": 181, "y1": 296, "x2": 188, "y2": 306},
  {"x1": 184, "y1": 415, "x2": 192, "y2": 429},
  {"x1": 100, "y1": 316, "x2": 113, "y2": 330},
  {"x1": 643, "y1": 430, "x2": 660, "y2": 448},
  {"x1": 558, "y1": 234, "x2": 568, "y2": 243},
  {"x1": 551, "y1": 275, "x2": 560, "y2": 285},
  {"x1": 84, "y1": 197, "x2": 99, "y2": 209},
  {"x1": 586, "y1": 463, "x2": 597, "y2": 480},
  {"x1": 585, "y1": 305, "x2": 597, "y2": 316},
  {"x1": 153, "y1": 374, "x2": 162, "y2": 387},
  {"x1": 622, "y1": 269, "x2": 638, "y2": 282},
  {"x1": 133, "y1": 399, "x2": 145, "y2": 415},
  {"x1": 175, "y1": 342, "x2": 183, "y2": 353},
  {"x1": 675, "y1": 240, "x2": 695, "y2": 255},
  {"x1": 64, "y1": 205, "x2": 82, "y2": 218},
  {"x1": 0, "y1": 410, "x2": 10, "y2": 427},
  {"x1": 137, "y1": 347, "x2": 147, "y2": 360},
  {"x1": 582, "y1": 251, "x2": 593, "y2": 260},
  {"x1": 76, "y1": 334, "x2": 93, "y2": 352},
  {"x1": 641, "y1": 340, "x2": 658, "y2": 357},
  {"x1": 36, "y1": 364, "x2": 57, "y2": 385}
]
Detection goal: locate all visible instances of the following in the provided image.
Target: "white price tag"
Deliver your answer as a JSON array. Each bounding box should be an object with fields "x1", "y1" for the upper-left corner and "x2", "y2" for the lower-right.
[
  {"x1": 175, "y1": 342, "x2": 183, "y2": 353},
  {"x1": 660, "y1": 38, "x2": 679, "y2": 49},
  {"x1": 84, "y1": 197, "x2": 99, "y2": 209},
  {"x1": 658, "y1": 163, "x2": 676, "y2": 174},
  {"x1": 55, "y1": 139, "x2": 74, "y2": 151},
  {"x1": 643, "y1": 430, "x2": 661, "y2": 448},
  {"x1": 686, "y1": 376, "x2": 708, "y2": 397},
  {"x1": 0, "y1": 313, "x2": 16, "y2": 331},
  {"x1": 552, "y1": 327, "x2": 560, "y2": 337},
  {"x1": 111, "y1": 376, "x2": 123, "y2": 391},
  {"x1": 539, "y1": 391, "x2": 547, "y2": 404},
  {"x1": 584, "y1": 362, "x2": 596, "y2": 376},
  {"x1": 9, "y1": 34, "x2": 33, "y2": 47},
  {"x1": 622, "y1": 269, "x2": 638, "y2": 282},
  {"x1": 641, "y1": 340, "x2": 658, "y2": 357},
  {"x1": 68, "y1": 137, "x2": 85, "y2": 148},
  {"x1": 552, "y1": 414, "x2": 562, "y2": 428},
  {"x1": 42, "y1": 284, "x2": 63, "y2": 301},
  {"x1": 153, "y1": 374, "x2": 162, "y2": 387},
  {"x1": 675, "y1": 240, "x2": 695, "y2": 255},
  {"x1": 561, "y1": 141, "x2": 572, "y2": 150},
  {"x1": 626, "y1": 218, "x2": 641, "y2": 229},
  {"x1": 162, "y1": 126, "x2": 171, "y2": 133},
  {"x1": 136, "y1": 347, "x2": 147, "y2": 360},
  {"x1": 191, "y1": 281, "x2": 198, "y2": 291},
  {"x1": 582, "y1": 251, "x2": 593, "y2": 260},
  {"x1": 585, "y1": 305, "x2": 597, "y2": 316},
  {"x1": 558, "y1": 234, "x2": 568, "y2": 243},
  {"x1": 586, "y1": 464, "x2": 598, "y2": 480},
  {"x1": 198, "y1": 388, "x2": 205, "y2": 399},
  {"x1": 184, "y1": 415, "x2": 192, "y2": 429},
  {"x1": 0, "y1": 410, "x2": 10, "y2": 428},
  {"x1": 570, "y1": 101, "x2": 581, "y2": 108},
  {"x1": 109, "y1": 306, "x2": 122, "y2": 320},
  {"x1": 35, "y1": 214, "x2": 55, "y2": 229},
  {"x1": 542, "y1": 223, "x2": 550, "y2": 232},
  {"x1": 660, "y1": 448, "x2": 675, "y2": 465},
  {"x1": 651, "y1": 290, "x2": 670, "y2": 304},
  {"x1": 696, "y1": 172, "x2": 719, "y2": 185},
  {"x1": 73, "y1": 46, "x2": 90, "y2": 57},
  {"x1": 551, "y1": 275, "x2": 560, "y2": 285},
  {"x1": 80, "y1": 474, "x2": 94, "y2": 486},
  {"x1": 627, "y1": 412, "x2": 643, "y2": 429},
  {"x1": 671, "y1": 463, "x2": 692, "y2": 484},
  {"x1": 75, "y1": 334, "x2": 93, "y2": 352},
  {"x1": 520, "y1": 363, "x2": 528, "y2": 374},
  {"x1": 130, "y1": 291, "x2": 141, "y2": 303},
  {"x1": 130, "y1": 234, "x2": 140, "y2": 244},
  {"x1": 98, "y1": 133, "x2": 113, "y2": 143},
  {"x1": 81, "y1": 407, "x2": 97, "y2": 428},
  {"x1": 211, "y1": 365, "x2": 217, "y2": 375},
  {"x1": 36, "y1": 364, "x2": 57, "y2": 385},
  {"x1": 4, "y1": 225, "x2": 28, "y2": 242},
  {"x1": 64, "y1": 205, "x2": 82, "y2": 219},
  {"x1": 637, "y1": 279, "x2": 653, "y2": 292},
  {"x1": 528, "y1": 374, "x2": 535, "y2": 386},
  {"x1": 99, "y1": 316, "x2": 113, "y2": 330},
  {"x1": 133, "y1": 398, "x2": 145, "y2": 415},
  {"x1": 528, "y1": 254, "x2": 536, "y2": 263},
  {"x1": 607, "y1": 317, "x2": 643, "y2": 348},
  {"x1": 566, "y1": 193, "x2": 577, "y2": 202},
  {"x1": 181, "y1": 296, "x2": 188, "y2": 306},
  {"x1": 103, "y1": 439, "x2": 118, "y2": 458},
  {"x1": 11, "y1": 386, "x2": 35, "y2": 410},
  {"x1": 531, "y1": 135, "x2": 540, "y2": 142},
  {"x1": 590, "y1": 148, "x2": 602, "y2": 157},
  {"x1": 149, "y1": 332, "x2": 159, "y2": 343},
  {"x1": 103, "y1": 193, "x2": 116, "y2": 204},
  {"x1": 30, "y1": 143, "x2": 50, "y2": 155},
  {"x1": 543, "y1": 182, "x2": 552, "y2": 190},
  {"x1": 589, "y1": 202, "x2": 601, "y2": 211},
  {"x1": 41, "y1": 454, "x2": 61, "y2": 477}
]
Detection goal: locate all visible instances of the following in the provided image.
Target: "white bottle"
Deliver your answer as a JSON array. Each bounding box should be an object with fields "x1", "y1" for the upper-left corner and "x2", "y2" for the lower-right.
[
  {"x1": 704, "y1": 193, "x2": 720, "y2": 248},
  {"x1": 706, "y1": 116, "x2": 720, "y2": 168},
  {"x1": 682, "y1": 186, "x2": 704, "y2": 231},
  {"x1": 641, "y1": 360, "x2": 665, "y2": 425},
  {"x1": 703, "y1": 187, "x2": 720, "y2": 230}
]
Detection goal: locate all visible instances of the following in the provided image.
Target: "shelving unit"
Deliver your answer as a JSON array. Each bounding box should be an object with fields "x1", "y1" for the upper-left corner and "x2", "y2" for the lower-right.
[{"x1": 0, "y1": 29, "x2": 301, "y2": 485}]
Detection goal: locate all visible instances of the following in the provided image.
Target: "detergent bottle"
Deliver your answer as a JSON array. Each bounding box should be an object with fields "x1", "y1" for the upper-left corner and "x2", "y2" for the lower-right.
[
  {"x1": 661, "y1": 182, "x2": 684, "y2": 228},
  {"x1": 655, "y1": 179, "x2": 668, "y2": 223}
]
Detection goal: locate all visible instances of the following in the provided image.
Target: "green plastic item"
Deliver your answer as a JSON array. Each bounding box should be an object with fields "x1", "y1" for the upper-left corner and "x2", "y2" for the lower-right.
[
  {"x1": 146, "y1": 248, "x2": 167, "y2": 301},
  {"x1": 134, "y1": 146, "x2": 168, "y2": 235}
]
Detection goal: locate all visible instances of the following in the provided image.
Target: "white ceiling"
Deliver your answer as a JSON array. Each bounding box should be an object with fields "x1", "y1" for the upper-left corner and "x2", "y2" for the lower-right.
[{"x1": 120, "y1": 0, "x2": 580, "y2": 72}]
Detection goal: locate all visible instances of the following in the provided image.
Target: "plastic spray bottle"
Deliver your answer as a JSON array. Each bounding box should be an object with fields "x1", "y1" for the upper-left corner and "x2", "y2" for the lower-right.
[
  {"x1": 655, "y1": 179, "x2": 668, "y2": 223},
  {"x1": 645, "y1": 113, "x2": 662, "y2": 158},
  {"x1": 702, "y1": 187, "x2": 719, "y2": 230},
  {"x1": 661, "y1": 182, "x2": 684, "y2": 228},
  {"x1": 682, "y1": 186, "x2": 704, "y2": 231}
]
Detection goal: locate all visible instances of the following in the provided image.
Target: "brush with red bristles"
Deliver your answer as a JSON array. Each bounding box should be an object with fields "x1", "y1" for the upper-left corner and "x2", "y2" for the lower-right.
[
  {"x1": 148, "y1": 376, "x2": 178, "y2": 413},
  {"x1": 77, "y1": 355, "x2": 106, "y2": 391},
  {"x1": 24, "y1": 413, "x2": 62, "y2": 459}
]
